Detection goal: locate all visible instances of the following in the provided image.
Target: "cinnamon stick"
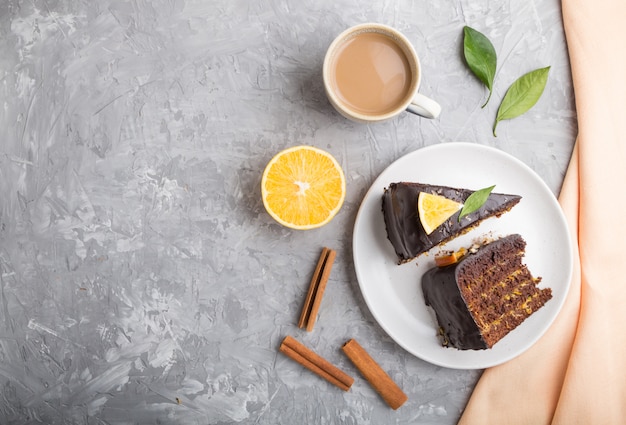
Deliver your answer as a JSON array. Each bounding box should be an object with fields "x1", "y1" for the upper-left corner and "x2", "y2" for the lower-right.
[
  {"x1": 279, "y1": 335, "x2": 354, "y2": 391},
  {"x1": 298, "y1": 247, "x2": 336, "y2": 331},
  {"x1": 342, "y1": 339, "x2": 408, "y2": 409}
]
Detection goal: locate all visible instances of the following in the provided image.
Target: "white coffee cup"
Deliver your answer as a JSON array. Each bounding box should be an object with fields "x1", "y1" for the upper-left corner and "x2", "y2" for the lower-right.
[{"x1": 323, "y1": 23, "x2": 441, "y2": 123}]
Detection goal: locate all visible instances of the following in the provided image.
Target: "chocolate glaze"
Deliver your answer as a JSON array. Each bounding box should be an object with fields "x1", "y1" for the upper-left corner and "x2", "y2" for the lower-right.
[
  {"x1": 381, "y1": 182, "x2": 521, "y2": 263},
  {"x1": 422, "y1": 262, "x2": 488, "y2": 350}
]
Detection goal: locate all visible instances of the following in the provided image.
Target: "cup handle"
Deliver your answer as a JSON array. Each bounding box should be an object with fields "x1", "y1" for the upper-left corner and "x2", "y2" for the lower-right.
[{"x1": 406, "y1": 92, "x2": 441, "y2": 119}]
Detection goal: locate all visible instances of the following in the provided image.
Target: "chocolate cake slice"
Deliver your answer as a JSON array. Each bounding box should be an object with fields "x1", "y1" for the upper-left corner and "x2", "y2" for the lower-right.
[
  {"x1": 421, "y1": 234, "x2": 552, "y2": 350},
  {"x1": 382, "y1": 182, "x2": 521, "y2": 263}
]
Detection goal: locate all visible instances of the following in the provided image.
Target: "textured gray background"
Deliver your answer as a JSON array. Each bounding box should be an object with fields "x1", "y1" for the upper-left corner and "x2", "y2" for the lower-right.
[{"x1": 0, "y1": 0, "x2": 576, "y2": 424}]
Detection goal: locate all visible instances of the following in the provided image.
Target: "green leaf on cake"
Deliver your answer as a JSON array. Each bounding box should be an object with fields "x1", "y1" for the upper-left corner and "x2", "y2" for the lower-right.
[
  {"x1": 493, "y1": 66, "x2": 550, "y2": 137},
  {"x1": 463, "y1": 26, "x2": 497, "y2": 108},
  {"x1": 459, "y1": 185, "x2": 495, "y2": 221}
]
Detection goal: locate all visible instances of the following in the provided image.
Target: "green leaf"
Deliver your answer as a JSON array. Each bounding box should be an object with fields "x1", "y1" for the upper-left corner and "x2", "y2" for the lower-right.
[
  {"x1": 458, "y1": 185, "x2": 496, "y2": 221},
  {"x1": 493, "y1": 66, "x2": 550, "y2": 137},
  {"x1": 463, "y1": 26, "x2": 497, "y2": 108}
]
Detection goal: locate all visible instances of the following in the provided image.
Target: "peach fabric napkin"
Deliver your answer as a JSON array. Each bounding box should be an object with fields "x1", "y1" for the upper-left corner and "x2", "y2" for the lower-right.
[{"x1": 458, "y1": 0, "x2": 626, "y2": 424}]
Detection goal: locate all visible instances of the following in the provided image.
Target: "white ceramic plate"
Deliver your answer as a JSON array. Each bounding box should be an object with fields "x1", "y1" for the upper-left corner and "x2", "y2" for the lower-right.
[{"x1": 352, "y1": 142, "x2": 572, "y2": 369}]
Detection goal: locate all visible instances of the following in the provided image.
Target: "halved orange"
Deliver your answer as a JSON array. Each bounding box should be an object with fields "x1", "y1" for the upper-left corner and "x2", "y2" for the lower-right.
[
  {"x1": 261, "y1": 146, "x2": 346, "y2": 230},
  {"x1": 417, "y1": 192, "x2": 463, "y2": 235}
]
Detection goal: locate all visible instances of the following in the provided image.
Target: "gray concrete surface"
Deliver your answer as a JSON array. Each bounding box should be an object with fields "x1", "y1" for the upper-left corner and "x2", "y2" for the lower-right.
[{"x1": 0, "y1": 0, "x2": 576, "y2": 423}]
